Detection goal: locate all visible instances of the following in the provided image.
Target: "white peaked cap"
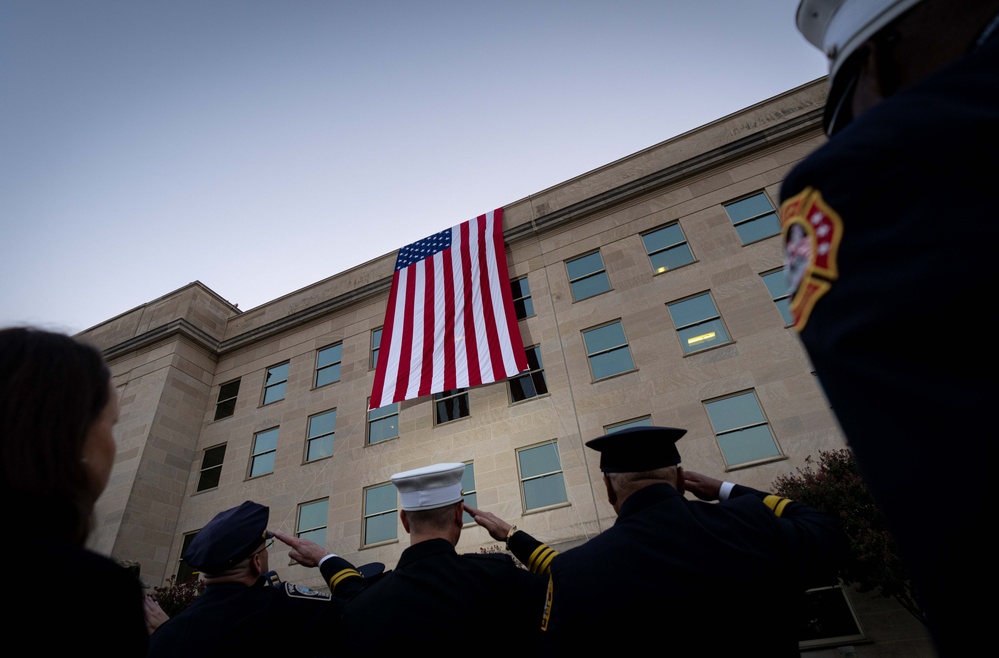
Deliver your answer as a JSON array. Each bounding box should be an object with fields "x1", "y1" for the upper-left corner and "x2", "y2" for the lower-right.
[
  {"x1": 796, "y1": 0, "x2": 923, "y2": 79},
  {"x1": 391, "y1": 462, "x2": 466, "y2": 511}
]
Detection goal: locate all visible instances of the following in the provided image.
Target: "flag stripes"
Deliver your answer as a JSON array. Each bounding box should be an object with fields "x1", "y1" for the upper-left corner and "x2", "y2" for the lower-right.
[{"x1": 369, "y1": 209, "x2": 527, "y2": 410}]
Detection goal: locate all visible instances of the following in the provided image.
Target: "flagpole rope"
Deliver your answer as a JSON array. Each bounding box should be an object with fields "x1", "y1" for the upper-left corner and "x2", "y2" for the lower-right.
[
  {"x1": 526, "y1": 198, "x2": 604, "y2": 539},
  {"x1": 268, "y1": 409, "x2": 359, "y2": 547}
]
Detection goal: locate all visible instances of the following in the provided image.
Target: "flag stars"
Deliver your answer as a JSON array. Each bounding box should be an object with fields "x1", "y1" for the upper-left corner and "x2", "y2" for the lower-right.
[{"x1": 396, "y1": 229, "x2": 453, "y2": 270}]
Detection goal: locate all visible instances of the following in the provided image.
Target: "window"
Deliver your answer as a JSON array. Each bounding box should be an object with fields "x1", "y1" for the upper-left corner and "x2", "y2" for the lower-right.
[
  {"x1": 798, "y1": 585, "x2": 866, "y2": 650},
  {"x1": 509, "y1": 345, "x2": 548, "y2": 402},
  {"x1": 511, "y1": 276, "x2": 534, "y2": 320},
  {"x1": 305, "y1": 409, "x2": 336, "y2": 462},
  {"x1": 724, "y1": 192, "x2": 781, "y2": 244},
  {"x1": 704, "y1": 391, "x2": 781, "y2": 468},
  {"x1": 566, "y1": 251, "x2": 611, "y2": 301},
  {"x1": 370, "y1": 328, "x2": 382, "y2": 370},
  {"x1": 176, "y1": 532, "x2": 200, "y2": 583},
  {"x1": 262, "y1": 362, "x2": 289, "y2": 405},
  {"x1": 249, "y1": 427, "x2": 279, "y2": 477},
  {"x1": 667, "y1": 292, "x2": 731, "y2": 354},
  {"x1": 517, "y1": 441, "x2": 568, "y2": 511},
  {"x1": 761, "y1": 269, "x2": 793, "y2": 325},
  {"x1": 214, "y1": 379, "x2": 240, "y2": 420},
  {"x1": 642, "y1": 223, "x2": 694, "y2": 273},
  {"x1": 315, "y1": 343, "x2": 342, "y2": 388},
  {"x1": 461, "y1": 462, "x2": 478, "y2": 525},
  {"x1": 604, "y1": 416, "x2": 652, "y2": 434},
  {"x1": 367, "y1": 401, "x2": 398, "y2": 444},
  {"x1": 297, "y1": 499, "x2": 329, "y2": 546},
  {"x1": 582, "y1": 321, "x2": 635, "y2": 380},
  {"x1": 196, "y1": 444, "x2": 226, "y2": 492},
  {"x1": 435, "y1": 389, "x2": 469, "y2": 424},
  {"x1": 363, "y1": 483, "x2": 397, "y2": 545}
]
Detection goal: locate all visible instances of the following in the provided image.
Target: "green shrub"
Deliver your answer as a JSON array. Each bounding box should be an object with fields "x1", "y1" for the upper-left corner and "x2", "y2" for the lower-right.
[
  {"x1": 150, "y1": 575, "x2": 206, "y2": 617},
  {"x1": 774, "y1": 449, "x2": 925, "y2": 624}
]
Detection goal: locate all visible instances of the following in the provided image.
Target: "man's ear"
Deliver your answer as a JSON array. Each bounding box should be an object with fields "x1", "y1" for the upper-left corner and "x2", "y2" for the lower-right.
[
  {"x1": 675, "y1": 466, "x2": 686, "y2": 495},
  {"x1": 400, "y1": 509, "x2": 411, "y2": 534},
  {"x1": 454, "y1": 503, "x2": 464, "y2": 526},
  {"x1": 249, "y1": 551, "x2": 264, "y2": 577},
  {"x1": 603, "y1": 474, "x2": 617, "y2": 508}
]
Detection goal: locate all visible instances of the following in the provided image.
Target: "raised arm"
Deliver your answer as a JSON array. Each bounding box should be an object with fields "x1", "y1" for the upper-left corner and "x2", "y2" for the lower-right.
[
  {"x1": 464, "y1": 503, "x2": 559, "y2": 575},
  {"x1": 272, "y1": 530, "x2": 365, "y2": 597},
  {"x1": 684, "y1": 472, "x2": 844, "y2": 585}
]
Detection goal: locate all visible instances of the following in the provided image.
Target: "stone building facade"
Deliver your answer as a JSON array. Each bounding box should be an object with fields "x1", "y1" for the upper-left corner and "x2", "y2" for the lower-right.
[{"x1": 79, "y1": 79, "x2": 930, "y2": 655}]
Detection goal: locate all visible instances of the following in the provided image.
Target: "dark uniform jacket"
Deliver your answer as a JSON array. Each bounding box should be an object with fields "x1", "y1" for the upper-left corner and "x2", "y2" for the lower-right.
[
  {"x1": 5, "y1": 496, "x2": 147, "y2": 656},
  {"x1": 18, "y1": 540, "x2": 148, "y2": 656},
  {"x1": 341, "y1": 538, "x2": 547, "y2": 656},
  {"x1": 779, "y1": 25, "x2": 999, "y2": 656},
  {"x1": 509, "y1": 483, "x2": 841, "y2": 655},
  {"x1": 148, "y1": 557, "x2": 363, "y2": 658}
]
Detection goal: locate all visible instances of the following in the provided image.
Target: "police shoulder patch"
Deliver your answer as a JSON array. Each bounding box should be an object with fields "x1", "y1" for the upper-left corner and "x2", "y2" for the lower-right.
[
  {"x1": 780, "y1": 187, "x2": 844, "y2": 331},
  {"x1": 283, "y1": 582, "x2": 332, "y2": 601}
]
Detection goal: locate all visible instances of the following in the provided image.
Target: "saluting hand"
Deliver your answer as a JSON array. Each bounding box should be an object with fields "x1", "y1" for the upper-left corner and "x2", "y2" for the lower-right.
[
  {"x1": 272, "y1": 530, "x2": 327, "y2": 567},
  {"x1": 463, "y1": 503, "x2": 513, "y2": 542},
  {"x1": 683, "y1": 471, "x2": 724, "y2": 501},
  {"x1": 143, "y1": 594, "x2": 170, "y2": 635}
]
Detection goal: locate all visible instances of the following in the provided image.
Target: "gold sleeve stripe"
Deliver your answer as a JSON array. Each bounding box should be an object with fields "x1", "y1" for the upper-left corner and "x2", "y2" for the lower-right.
[
  {"x1": 528, "y1": 544, "x2": 558, "y2": 574},
  {"x1": 537, "y1": 548, "x2": 557, "y2": 574},
  {"x1": 328, "y1": 568, "x2": 361, "y2": 591},
  {"x1": 762, "y1": 494, "x2": 793, "y2": 517}
]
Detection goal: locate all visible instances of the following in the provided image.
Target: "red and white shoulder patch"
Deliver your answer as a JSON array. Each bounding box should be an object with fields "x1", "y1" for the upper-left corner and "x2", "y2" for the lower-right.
[{"x1": 779, "y1": 187, "x2": 844, "y2": 331}]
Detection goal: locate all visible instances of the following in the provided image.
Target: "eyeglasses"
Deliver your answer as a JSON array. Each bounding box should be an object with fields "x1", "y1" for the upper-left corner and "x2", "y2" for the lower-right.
[{"x1": 250, "y1": 538, "x2": 274, "y2": 557}]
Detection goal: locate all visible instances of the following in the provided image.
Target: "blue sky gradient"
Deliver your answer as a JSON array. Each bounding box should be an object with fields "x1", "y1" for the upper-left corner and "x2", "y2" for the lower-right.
[{"x1": 0, "y1": 1, "x2": 825, "y2": 333}]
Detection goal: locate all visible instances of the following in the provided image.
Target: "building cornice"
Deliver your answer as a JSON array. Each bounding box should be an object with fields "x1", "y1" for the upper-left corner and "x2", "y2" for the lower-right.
[
  {"x1": 506, "y1": 108, "x2": 823, "y2": 243},
  {"x1": 216, "y1": 275, "x2": 393, "y2": 355},
  {"x1": 100, "y1": 106, "x2": 823, "y2": 361},
  {"x1": 103, "y1": 318, "x2": 221, "y2": 362}
]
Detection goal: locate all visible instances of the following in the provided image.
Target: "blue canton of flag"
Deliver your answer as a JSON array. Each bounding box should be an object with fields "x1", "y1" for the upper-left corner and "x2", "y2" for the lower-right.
[{"x1": 396, "y1": 229, "x2": 452, "y2": 270}]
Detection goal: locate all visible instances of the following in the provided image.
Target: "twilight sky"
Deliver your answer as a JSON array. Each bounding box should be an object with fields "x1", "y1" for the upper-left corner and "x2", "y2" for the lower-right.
[{"x1": 0, "y1": 1, "x2": 826, "y2": 334}]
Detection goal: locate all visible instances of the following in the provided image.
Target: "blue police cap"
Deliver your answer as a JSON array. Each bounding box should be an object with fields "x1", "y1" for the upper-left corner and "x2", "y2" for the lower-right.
[
  {"x1": 585, "y1": 426, "x2": 687, "y2": 473},
  {"x1": 183, "y1": 501, "x2": 270, "y2": 573}
]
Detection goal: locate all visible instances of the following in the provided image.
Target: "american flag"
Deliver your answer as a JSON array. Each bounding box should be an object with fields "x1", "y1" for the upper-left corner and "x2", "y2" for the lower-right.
[{"x1": 369, "y1": 208, "x2": 528, "y2": 410}]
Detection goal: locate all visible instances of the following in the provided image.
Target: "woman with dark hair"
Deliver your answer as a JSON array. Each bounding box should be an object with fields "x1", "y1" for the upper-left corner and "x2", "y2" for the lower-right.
[{"x1": 0, "y1": 327, "x2": 147, "y2": 654}]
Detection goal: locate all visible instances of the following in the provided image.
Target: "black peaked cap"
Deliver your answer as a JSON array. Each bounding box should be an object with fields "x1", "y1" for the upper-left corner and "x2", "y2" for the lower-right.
[{"x1": 585, "y1": 426, "x2": 687, "y2": 473}]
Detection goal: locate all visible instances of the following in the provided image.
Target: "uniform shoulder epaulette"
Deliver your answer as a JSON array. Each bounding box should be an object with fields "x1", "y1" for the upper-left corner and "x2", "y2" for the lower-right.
[{"x1": 282, "y1": 582, "x2": 332, "y2": 601}]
